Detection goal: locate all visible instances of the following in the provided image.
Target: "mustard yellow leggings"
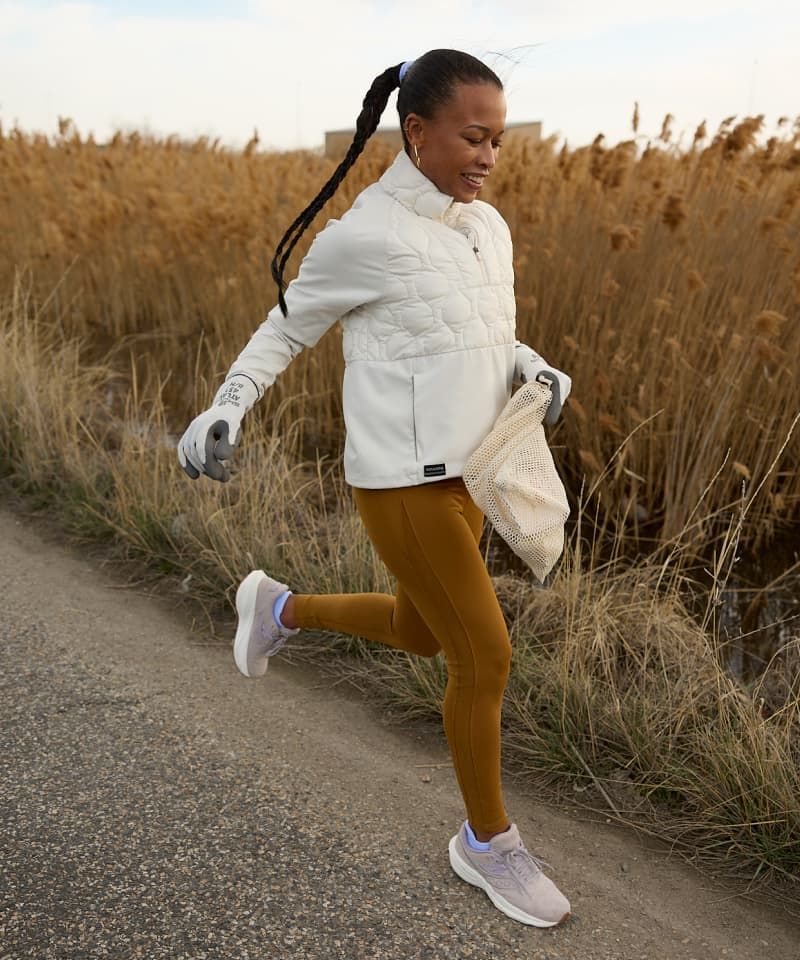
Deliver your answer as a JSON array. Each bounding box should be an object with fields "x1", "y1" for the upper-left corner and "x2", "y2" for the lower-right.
[{"x1": 291, "y1": 475, "x2": 512, "y2": 834}]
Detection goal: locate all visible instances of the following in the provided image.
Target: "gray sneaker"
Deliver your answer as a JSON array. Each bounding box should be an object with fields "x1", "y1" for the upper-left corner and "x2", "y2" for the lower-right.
[
  {"x1": 233, "y1": 570, "x2": 299, "y2": 678},
  {"x1": 449, "y1": 821, "x2": 571, "y2": 927}
]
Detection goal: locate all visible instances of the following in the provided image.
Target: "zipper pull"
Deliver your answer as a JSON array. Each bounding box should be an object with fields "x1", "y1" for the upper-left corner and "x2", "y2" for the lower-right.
[{"x1": 458, "y1": 224, "x2": 481, "y2": 258}]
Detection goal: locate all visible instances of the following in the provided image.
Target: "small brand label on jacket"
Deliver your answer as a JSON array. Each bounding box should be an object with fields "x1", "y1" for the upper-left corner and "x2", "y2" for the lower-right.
[{"x1": 424, "y1": 463, "x2": 447, "y2": 477}]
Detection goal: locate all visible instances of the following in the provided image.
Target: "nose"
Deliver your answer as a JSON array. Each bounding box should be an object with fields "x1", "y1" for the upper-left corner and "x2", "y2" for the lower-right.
[{"x1": 478, "y1": 139, "x2": 497, "y2": 170}]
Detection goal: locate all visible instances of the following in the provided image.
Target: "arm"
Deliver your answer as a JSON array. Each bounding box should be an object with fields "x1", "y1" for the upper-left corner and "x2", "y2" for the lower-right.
[
  {"x1": 478, "y1": 205, "x2": 571, "y2": 424},
  {"x1": 227, "y1": 211, "x2": 388, "y2": 395},
  {"x1": 179, "y1": 211, "x2": 387, "y2": 481}
]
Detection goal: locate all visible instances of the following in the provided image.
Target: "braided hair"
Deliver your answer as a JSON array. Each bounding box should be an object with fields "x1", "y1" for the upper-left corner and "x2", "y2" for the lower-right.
[{"x1": 270, "y1": 49, "x2": 503, "y2": 316}]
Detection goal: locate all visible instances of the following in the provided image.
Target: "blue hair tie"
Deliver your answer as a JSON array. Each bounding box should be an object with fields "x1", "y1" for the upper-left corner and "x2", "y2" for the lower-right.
[{"x1": 399, "y1": 60, "x2": 414, "y2": 83}]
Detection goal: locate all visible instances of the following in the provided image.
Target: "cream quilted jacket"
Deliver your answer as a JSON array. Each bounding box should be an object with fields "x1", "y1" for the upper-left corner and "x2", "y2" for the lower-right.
[{"x1": 229, "y1": 148, "x2": 545, "y2": 489}]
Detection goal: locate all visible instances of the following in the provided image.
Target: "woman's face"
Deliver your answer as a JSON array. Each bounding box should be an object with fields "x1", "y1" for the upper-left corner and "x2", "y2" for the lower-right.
[{"x1": 404, "y1": 82, "x2": 506, "y2": 203}]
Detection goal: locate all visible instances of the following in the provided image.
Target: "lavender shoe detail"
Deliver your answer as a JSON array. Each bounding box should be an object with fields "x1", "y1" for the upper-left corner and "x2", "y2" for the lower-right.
[
  {"x1": 233, "y1": 570, "x2": 299, "y2": 678},
  {"x1": 448, "y1": 821, "x2": 570, "y2": 927}
]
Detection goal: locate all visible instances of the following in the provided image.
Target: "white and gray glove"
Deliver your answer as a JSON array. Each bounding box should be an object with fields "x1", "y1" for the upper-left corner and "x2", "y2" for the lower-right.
[
  {"x1": 519, "y1": 354, "x2": 572, "y2": 425},
  {"x1": 177, "y1": 374, "x2": 260, "y2": 482}
]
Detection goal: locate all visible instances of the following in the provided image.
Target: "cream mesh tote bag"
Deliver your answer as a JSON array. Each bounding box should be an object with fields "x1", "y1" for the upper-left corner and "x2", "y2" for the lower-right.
[{"x1": 463, "y1": 380, "x2": 569, "y2": 582}]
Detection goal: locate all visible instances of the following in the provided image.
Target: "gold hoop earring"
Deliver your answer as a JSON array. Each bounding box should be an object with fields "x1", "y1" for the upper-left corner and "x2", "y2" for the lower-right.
[{"x1": 413, "y1": 144, "x2": 421, "y2": 169}]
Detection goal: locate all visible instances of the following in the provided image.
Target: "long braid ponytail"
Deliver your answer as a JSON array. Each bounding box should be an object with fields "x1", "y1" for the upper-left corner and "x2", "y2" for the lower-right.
[{"x1": 271, "y1": 62, "x2": 405, "y2": 317}]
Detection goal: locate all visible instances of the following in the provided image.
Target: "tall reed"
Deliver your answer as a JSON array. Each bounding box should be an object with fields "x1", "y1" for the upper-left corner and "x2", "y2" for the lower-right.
[{"x1": 2, "y1": 113, "x2": 797, "y2": 551}]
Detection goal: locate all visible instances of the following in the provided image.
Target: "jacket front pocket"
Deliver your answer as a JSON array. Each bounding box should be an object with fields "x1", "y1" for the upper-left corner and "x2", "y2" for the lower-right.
[
  {"x1": 411, "y1": 349, "x2": 511, "y2": 473},
  {"x1": 411, "y1": 374, "x2": 419, "y2": 460},
  {"x1": 342, "y1": 361, "x2": 417, "y2": 481}
]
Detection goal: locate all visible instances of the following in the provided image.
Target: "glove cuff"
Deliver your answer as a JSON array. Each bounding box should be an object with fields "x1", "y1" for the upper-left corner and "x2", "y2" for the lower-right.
[
  {"x1": 520, "y1": 356, "x2": 548, "y2": 385},
  {"x1": 213, "y1": 374, "x2": 260, "y2": 413},
  {"x1": 514, "y1": 342, "x2": 546, "y2": 384}
]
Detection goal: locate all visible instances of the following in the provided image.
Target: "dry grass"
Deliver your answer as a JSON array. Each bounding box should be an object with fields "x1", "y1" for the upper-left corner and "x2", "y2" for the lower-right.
[
  {"x1": 1, "y1": 113, "x2": 799, "y2": 550},
  {"x1": 1, "y1": 280, "x2": 798, "y2": 890}
]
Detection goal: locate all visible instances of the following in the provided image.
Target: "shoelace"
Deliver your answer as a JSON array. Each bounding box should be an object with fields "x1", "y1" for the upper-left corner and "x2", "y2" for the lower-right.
[
  {"x1": 503, "y1": 846, "x2": 552, "y2": 883},
  {"x1": 259, "y1": 620, "x2": 288, "y2": 656}
]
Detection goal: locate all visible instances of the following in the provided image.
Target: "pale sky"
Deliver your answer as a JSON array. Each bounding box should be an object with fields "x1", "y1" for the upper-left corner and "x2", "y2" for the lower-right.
[{"x1": 1, "y1": 0, "x2": 798, "y2": 152}]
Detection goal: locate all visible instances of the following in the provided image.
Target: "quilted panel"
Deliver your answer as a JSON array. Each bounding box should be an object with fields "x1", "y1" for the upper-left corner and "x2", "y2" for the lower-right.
[{"x1": 341, "y1": 153, "x2": 516, "y2": 364}]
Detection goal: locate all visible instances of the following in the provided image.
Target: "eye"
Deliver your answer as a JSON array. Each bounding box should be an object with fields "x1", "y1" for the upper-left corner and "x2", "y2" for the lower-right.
[
  {"x1": 466, "y1": 137, "x2": 482, "y2": 145},
  {"x1": 493, "y1": 142, "x2": 503, "y2": 151}
]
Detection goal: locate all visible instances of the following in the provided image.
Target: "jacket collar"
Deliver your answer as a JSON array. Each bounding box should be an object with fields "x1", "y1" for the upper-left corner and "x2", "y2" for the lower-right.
[{"x1": 379, "y1": 149, "x2": 463, "y2": 227}]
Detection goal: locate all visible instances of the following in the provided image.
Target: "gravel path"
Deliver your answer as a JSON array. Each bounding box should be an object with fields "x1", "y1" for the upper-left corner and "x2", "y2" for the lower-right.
[{"x1": 1, "y1": 505, "x2": 797, "y2": 960}]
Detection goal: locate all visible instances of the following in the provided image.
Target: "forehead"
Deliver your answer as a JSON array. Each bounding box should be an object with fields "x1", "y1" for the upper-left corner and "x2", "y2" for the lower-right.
[{"x1": 436, "y1": 82, "x2": 506, "y2": 132}]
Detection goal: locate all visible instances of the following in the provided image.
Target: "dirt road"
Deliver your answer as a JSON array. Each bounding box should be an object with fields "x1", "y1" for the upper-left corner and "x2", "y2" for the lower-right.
[{"x1": 1, "y1": 505, "x2": 797, "y2": 959}]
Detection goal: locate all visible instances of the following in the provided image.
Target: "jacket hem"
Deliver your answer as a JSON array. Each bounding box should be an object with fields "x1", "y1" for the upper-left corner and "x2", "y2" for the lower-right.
[{"x1": 345, "y1": 463, "x2": 467, "y2": 490}]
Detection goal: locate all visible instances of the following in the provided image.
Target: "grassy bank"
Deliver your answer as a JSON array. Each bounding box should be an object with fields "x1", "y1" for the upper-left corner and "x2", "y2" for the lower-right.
[{"x1": 2, "y1": 281, "x2": 798, "y2": 893}]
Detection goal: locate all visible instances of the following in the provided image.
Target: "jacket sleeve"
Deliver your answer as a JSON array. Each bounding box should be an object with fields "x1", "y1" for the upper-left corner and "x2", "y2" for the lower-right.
[
  {"x1": 480, "y1": 202, "x2": 535, "y2": 384},
  {"x1": 227, "y1": 211, "x2": 387, "y2": 395}
]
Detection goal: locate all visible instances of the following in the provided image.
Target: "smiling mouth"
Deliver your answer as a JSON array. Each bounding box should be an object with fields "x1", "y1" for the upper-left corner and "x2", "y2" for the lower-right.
[{"x1": 462, "y1": 173, "x2": 486, "y2": 189}]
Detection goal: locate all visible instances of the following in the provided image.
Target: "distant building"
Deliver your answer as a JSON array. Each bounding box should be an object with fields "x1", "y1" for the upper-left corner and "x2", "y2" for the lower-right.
[{"x1": 324, "y1": 121, "x2": 542, "y2": 159}]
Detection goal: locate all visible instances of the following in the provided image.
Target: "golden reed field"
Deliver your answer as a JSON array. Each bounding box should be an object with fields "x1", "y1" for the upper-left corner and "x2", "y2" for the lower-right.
[
  {"x1": 1, "y1": 111, "x2": 799, "y2": 887},
  {"x1": 2, "y1": 113, "x2": 799, "y2": 548}
]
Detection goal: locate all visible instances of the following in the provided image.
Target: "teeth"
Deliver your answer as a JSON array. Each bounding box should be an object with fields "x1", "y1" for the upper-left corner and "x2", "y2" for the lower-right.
[{"x1": 463, "y1": 174, "x2": 484, "y2": 185}]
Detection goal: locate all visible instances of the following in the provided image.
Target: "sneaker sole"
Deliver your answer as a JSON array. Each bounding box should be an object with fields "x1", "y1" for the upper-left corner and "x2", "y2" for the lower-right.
[
  {"x1": 233, "y1": 570, "x2": 267, "y2": 678},
  {"x1": 448, "y1": 836, "x2": 570, "y2": 928}
]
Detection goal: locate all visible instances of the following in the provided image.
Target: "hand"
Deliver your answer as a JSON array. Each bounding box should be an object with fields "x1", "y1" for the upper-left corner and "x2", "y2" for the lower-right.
[
  {"x1": 520, "y1": 358, "x2": 572, "y2": 425},
  {"x1": 177, "y1": 374, "x2": 259, "y2": 482}
]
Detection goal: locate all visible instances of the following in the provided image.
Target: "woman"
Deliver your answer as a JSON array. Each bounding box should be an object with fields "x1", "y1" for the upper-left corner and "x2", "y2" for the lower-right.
[{"x1": 178, "y1": 49, "x2": 572, "y2": 928}]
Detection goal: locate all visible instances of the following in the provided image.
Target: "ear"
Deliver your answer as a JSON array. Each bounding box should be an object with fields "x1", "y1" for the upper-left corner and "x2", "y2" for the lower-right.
[{"x1": 404, "y1": 112, "x2": 425, "y2": 149}]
